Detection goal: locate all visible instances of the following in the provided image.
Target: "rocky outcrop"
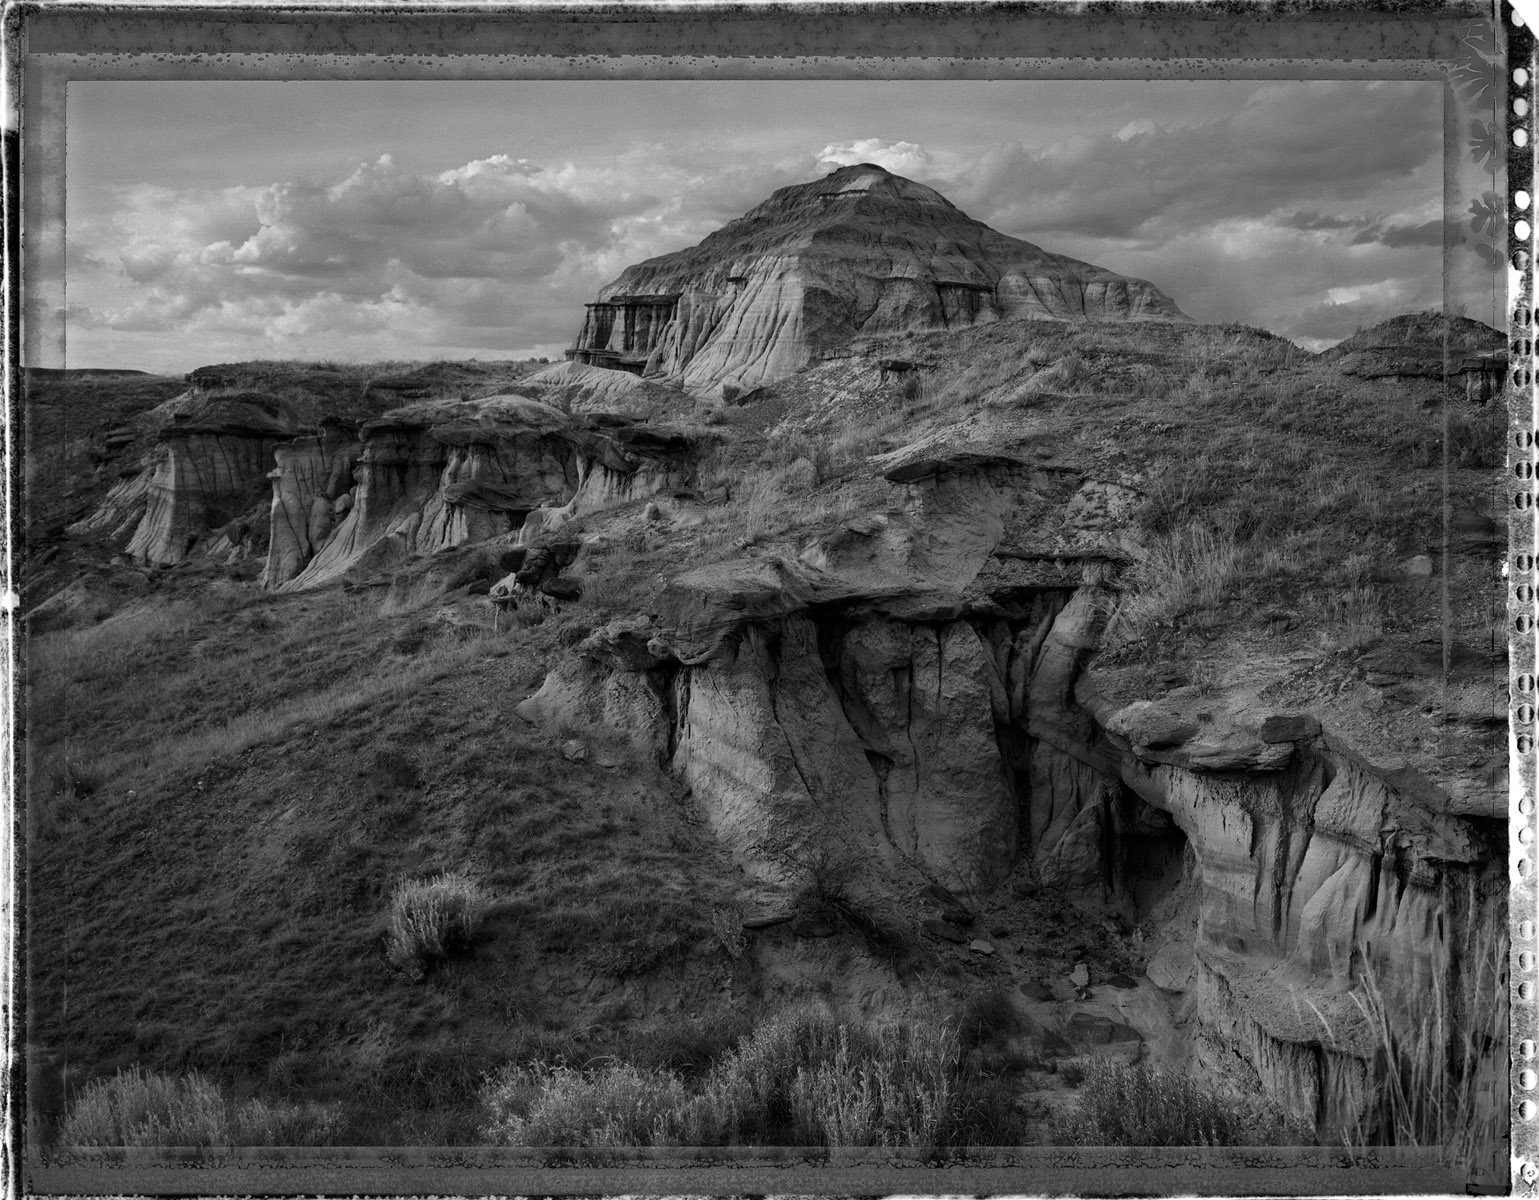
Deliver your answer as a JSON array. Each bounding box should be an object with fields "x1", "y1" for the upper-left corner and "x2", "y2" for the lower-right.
[
  {"x1": 516, "y1": 448, "x2": 1501, "y2": 1139},
  {"x1": 74, "y1": 385, "x2": 701, "y2": 590},
  {"x1": 69, "y1": 395, "x2": 315, "y2": 567},
  {"x1": 523, "y1": 360, "x2": 684, "y2": 417},
  {"x1": 261, "y1": 427, "x2": 363, "y2": 588},
  {"x1": 273, "y1": 396, "x2": 697, "y2": 591},
  {"x1": 566, "y1": 162, "x2": 1189, "y2": 396}
]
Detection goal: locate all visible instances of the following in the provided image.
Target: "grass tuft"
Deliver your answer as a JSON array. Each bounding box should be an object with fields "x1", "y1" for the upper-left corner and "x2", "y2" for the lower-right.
[
  {"x1": 480, "y1": 1002, "x2": 1030, "y2": 1147},
  {"x1": 385, "y1": 872, "x2": 490, "y2": 975},
  {"x1": 60, "y1": 1065, "x2": 340, "y2": 1146},
  {"x1": 1050, "y1": 1060, "x2": 1303, "y2": 1146}
]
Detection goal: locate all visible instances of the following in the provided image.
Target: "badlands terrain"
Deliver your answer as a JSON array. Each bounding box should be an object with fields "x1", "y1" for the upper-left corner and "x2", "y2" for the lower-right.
[{"x1": 24, "y1": 165, "x2": 1510, "y2": 1156}]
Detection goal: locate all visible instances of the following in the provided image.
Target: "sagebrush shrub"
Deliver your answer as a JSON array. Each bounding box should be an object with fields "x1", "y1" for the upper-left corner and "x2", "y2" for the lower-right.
[
  {"x1": 60, "y1": 1065, "x2": 339, "y2": 1146},
  {"x1": 386, "y1": 872, "x2": 489, "y2": 972},
  {"x1": 478, "y1": 1002, "x2": 1025, "y2": 1148},
  {"x1": 1051, "y1": 1060, "x2": 1298, "y2": 1146},
  {"x1": 481, "y1": 1061, "x2": 694, "y2": 1146}
]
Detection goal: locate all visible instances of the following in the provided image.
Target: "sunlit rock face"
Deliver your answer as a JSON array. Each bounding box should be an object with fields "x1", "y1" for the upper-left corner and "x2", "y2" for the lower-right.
[
  {"x1": 268, "y1": 396, "x2": 698, "y2": 591},
  {"x1": 74, "y1": 396, "x2": 314, "y2": 567},
  {"x1": 565, "y1": 163, "x2": 1189, "y2": 396}
]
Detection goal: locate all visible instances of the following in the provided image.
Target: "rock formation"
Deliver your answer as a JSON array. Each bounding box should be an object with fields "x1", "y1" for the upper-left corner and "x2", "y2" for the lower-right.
[
  {"x1": 269, "y1": 396, "x2": 697, "y2": 591},
  {"x1": 71, "y1": 381, "x2": 700, "y2": 591},
  {"x1": 566, "y1": 163, "x2": 1190, "y2": 396},
  {"x1": 517, "y1": 444, "x2": 1502, "y2": 1139},
  {"x1": 69, "y1": 394, "x2": 316, "y2": 567}
]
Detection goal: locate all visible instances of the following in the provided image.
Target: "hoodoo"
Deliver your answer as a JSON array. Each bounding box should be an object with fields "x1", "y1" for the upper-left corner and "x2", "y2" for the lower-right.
[{"x1": 566, "y1": 163, "x2": 1189, "y2": 395}]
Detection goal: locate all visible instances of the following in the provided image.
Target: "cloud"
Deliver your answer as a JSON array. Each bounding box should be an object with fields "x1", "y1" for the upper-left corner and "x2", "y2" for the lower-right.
[
  {"x1": 1351, "y1": 219, "x2": 1445, "y2": 248},
  {"x1": 59, "y1": 80, "x2": 1463, "y2": 370},
  {"x1": 67, "y1": 154, "x2": 707, "y2": 357},
  {"x1": 938, "y1": 82, "x2": 1437, "y2": 246},
  {"x1": 1279, "y1": 211, "x2": 1363, "y2": 232},
  {"x1": 818, "y1": 138, "x2": 936, "y2": 177}
]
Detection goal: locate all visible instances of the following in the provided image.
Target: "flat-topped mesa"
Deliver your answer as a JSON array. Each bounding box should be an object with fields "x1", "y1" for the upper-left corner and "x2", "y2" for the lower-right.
[{"x1": 565, "y1": 162, "x2": 1190, "y2": 396}]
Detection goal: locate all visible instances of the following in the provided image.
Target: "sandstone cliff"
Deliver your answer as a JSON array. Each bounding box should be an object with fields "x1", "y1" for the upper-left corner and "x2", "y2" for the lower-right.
[{"x1": 566, "y1": 163, "x2": 1189, "y2": 396}]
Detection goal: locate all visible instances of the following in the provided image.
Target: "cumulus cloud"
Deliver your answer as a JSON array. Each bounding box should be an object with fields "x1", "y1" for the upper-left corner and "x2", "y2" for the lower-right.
[
  {"x1": 818, "y1": 138, "x2": 937, "y2": 177},
  {"x1": 67, "y1": 154, "x2": 696, "y2": 359}
]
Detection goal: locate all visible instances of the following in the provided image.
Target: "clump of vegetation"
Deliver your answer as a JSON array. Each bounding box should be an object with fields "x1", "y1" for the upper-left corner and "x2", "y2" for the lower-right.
[
  {"x1": 481, "y1": 1003, "x2": 1032, "y2": 1147},
  {"x1": 60, "y1": 1065, "x2": 340, "y2": 1146},
  {"x1": 1051, "y1": 1060, "x2": 1304, "y2": 1146},
  {"x1": 1334, "y1": 899, "x2": 1506, "y2": 1162},
  {"x1": 1106, "y1": 523, "x2": 1242, "y2": 646},
  {"x1": 385, "y1": 872, "x2": 490, "y2": 974},
  {"x1": 957, "y1": 986, "x2": 1026, "y2": 1052}
]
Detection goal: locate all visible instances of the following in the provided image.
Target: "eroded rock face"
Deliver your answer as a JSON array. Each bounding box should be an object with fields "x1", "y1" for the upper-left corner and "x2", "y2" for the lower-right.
[
  {"x1": 518, "y1": 450, "x2": 1501, "y2": 1138},
  {"x1": 270, "y1": 396, "x2": 696, "y2": 591},
  {"x1": 567, "y1": 162, "x2": 1190, "y2": 396},
  {"x1": 261, "y1": 430, "x2": 363, "y2": 588},
  {"x1": 73, "y1": 396, "x2": 313, "y2": 567}
]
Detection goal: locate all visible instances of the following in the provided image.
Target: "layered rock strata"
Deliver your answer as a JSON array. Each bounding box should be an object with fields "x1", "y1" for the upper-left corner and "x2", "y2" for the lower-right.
[
  {"x1": 566, "y1": 162, "x2": 1189, "y2": 396},
  {"x1": 70, "y1": 395, "x2": 315, "y2": 567},
  {"x1": 516, "y1": 450, "x2": 1501, "y2": 1138},
  {"x1": 271, "y1": 396, "x2": 697, "y2": 591}
]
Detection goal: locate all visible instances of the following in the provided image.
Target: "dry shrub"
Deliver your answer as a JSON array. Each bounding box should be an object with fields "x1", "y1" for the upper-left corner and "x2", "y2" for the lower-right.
[
  {"x1": 1050, "y1": 1060, "x2": 1302, "y2": 1146},
  {"x1": 480, "y1": 1002, "x2": 1024, "y2": 1148},
  {"x1": 60, "y1": 1065, "x2": 340, "y2": 1146},
  {"x1": 1107, "y1": 524, "x2": 1241, "y2": 646},
  {"x1": 385, "y1": 872, "x2": 489, "y2": 973},
  {"x1": 1334, "y1": 888, "x2": 1507, "y2": 1162}
]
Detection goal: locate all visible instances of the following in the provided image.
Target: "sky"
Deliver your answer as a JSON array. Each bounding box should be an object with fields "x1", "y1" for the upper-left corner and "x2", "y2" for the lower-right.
[{"x1": 57, "y1": 78, "x2": 1484, "y2": 373}]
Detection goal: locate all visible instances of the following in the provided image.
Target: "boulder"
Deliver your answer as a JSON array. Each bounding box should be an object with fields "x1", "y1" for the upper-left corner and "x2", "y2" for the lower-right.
[
  {"x1": 1105, "y1": 701, "x2": 1199, "y2": 750},
  {"x1": 1257, "y1": 713, "x2": 1321, "y2": 743},
  {"x1": 539, "y1": 575, "x2": 584, "y2": 602}
]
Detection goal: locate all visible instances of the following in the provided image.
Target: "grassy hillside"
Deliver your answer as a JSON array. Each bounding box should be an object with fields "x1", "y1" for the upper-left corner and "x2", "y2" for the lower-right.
[{"x1": 24, "y1": 313, "x2": 1508, "y2": 1145}]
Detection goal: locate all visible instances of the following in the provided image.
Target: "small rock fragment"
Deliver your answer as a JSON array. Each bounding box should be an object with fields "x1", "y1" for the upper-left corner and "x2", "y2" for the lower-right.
[
  {"x1": 1069, "y1": 962, "x2": 1090, "y2": 988},
  {"x1": 560, "y1": 739, "x2": 589, "y2": 762},
  {"x1": 969, "y1": 939, "x2": 996, "y2": 956}
]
